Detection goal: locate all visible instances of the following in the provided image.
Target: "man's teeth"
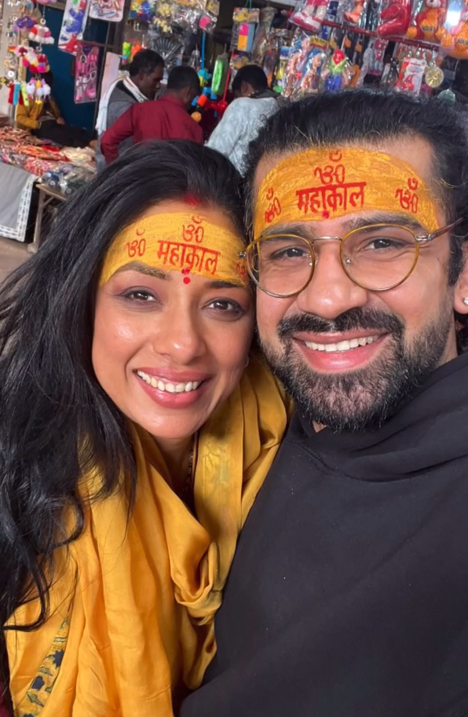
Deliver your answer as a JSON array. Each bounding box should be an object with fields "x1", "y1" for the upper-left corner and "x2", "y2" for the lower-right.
[
  {"x1": 136, "y1": 370, "x2": 200, "y2": 393},
  {"x1": 304, "y1": 335, "x2": 380, "y2": 353}
]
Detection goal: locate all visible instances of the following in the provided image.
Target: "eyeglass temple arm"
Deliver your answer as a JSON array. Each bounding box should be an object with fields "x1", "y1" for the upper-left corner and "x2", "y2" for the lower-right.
[{"x1": 417, "y1": 218, "x2": 463, "y2": 244}]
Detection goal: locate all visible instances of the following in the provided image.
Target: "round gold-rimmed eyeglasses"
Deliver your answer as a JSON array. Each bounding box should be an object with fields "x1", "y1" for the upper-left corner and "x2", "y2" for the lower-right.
[{"x1": 238, "y1": 220, "x2": 462, "y2": 298}]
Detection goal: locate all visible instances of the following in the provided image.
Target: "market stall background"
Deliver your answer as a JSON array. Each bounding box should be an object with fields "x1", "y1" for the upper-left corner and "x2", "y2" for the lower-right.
[{"x1": 0, "y1": 0, "x2": 466, "y2": 247}]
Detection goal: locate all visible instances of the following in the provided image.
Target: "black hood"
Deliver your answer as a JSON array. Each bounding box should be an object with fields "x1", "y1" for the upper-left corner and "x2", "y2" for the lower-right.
[{"x1": 297, "y1": 351, "x2": 468, "y2": 481}]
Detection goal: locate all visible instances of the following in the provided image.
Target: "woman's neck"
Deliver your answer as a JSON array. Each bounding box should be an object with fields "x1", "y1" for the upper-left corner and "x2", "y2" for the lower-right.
[{"x1": 157, "y1": 435, "x2": 194, "y2": 495}]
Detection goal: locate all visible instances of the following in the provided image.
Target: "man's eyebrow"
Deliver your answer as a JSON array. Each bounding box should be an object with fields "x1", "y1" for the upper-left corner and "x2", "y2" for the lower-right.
[
  {"x1": 258, "y1": 213, "x2": 426, "y2": 239},
  {"x1": 341, "y1": 213, "x2": 426, "y2": 233},
  {"x1": 113, "y1": 262, "x2": 171, "y2": 280},
  {"x1": 259, "y1": 223, "x2": 312, "y2": 238}
]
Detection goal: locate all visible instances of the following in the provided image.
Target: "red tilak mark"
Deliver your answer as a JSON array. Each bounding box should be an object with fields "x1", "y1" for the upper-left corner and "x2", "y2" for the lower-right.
[
  {"x1": 185, "y1": 194, "x2": 199, "y2": 207},
  {"x1": 182, "y1": 268, "x2": 191, "y2": 284},
  {"x1": 322, "y1": 211, "x2": 330, "y2": 219}
]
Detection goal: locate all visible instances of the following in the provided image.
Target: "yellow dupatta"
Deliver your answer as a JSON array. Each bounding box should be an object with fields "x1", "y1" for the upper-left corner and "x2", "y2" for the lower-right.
[{"x1": 7, "y1": 355, "x2": 291, "y2": 717}]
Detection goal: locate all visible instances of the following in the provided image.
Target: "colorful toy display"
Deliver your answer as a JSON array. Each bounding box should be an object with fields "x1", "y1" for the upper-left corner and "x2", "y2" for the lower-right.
[
  {"x1": 343, "y1": 0, "x2": 366, "y2": 24},
  {"x1": 406, "y1": 0, "x2": 447, "y2": 41},
  {"x1": 29, "y1": 19, "x2": 55, "y2": 45},
  {"x1": 59, "y1": 0, "x2": 90, "y2": 55},
  {"x1": 438, "y1": 0, "x2": 468, "y2": 58},
  {"x1": 378, "y1": 0, "x2": 412, "y2": 36},
  {"x1": 291, "y1": 0, "x2": 329, "y2": 33},
  {"x1": 322, "y1": 48, "x2": 352, "y2": 90},
  {"x1": 74, "y1": 45, "x2": 99, "y2": 102},
  {"x1": 89, "y1": 0, "x2": 125, "y2": 21}
]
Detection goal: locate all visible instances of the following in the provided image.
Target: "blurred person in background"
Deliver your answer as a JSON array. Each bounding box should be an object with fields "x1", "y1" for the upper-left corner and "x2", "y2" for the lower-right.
[
  {"x1": 17, "y1": 72, "x2": 92, "y2": 148},
  {"x1": 101, "y1": 65, "x2": 202, "y2": 164},
  {"x1": 207, "y1": 64, "x2": 285, "y2": 175},
  {"x1": 95, "y1": 49, "x2": 164, "y2": 168}
]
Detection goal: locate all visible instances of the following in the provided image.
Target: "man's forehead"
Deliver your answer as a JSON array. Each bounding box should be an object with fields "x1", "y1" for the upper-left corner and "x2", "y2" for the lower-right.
[{"x1": 252, "y1": 136, "x2": 435, "y2": 200}]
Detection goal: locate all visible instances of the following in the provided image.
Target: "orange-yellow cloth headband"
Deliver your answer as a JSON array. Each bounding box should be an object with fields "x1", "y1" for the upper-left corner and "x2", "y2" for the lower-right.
[
  {"x1": 254, "y1": 147, "x2": 441, "y2": 239},
  {"x1": 100, "y1": 212, "x2": 248, "y2": 287}
]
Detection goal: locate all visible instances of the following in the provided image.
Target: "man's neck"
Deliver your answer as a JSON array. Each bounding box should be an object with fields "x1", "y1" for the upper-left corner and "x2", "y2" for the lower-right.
[{"x1": 164, "y1": 90, "x2": 185, "y2": 106}]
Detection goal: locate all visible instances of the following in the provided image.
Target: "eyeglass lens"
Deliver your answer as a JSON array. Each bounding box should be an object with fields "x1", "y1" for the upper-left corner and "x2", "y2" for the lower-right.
[{"x1": 249, "y1": 226, "x2": 419, "y2": 296}]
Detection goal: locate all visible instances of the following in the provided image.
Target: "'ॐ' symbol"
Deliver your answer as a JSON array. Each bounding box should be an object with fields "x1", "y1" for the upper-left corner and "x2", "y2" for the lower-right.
[{"x1": 181, "y1": 268, "x2": 191, "y2": 284}]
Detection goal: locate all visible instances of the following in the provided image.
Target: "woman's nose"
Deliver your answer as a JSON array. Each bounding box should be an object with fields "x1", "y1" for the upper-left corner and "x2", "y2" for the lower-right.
[
  {"x1": 296, "y1": 241, "x2": 369, "y2": 320},
  {"x1": 152, "y1": 309, "x2": 207, "y2": 364}
]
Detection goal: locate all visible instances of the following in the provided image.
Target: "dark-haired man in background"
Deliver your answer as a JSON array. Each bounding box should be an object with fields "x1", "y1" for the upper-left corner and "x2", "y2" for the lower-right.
[
  {"x1": 101, "y1": 65, "x2": 202, "y2": 164},
  {"x1": 207, "y1": 64, "x2": 284, "y2": 174},
  {"x1": 95, "y1": 49, "x2": 164, "y2": 168},
  {"x1": 181, "y1": 91, "x2": 468, "y2": 716}
]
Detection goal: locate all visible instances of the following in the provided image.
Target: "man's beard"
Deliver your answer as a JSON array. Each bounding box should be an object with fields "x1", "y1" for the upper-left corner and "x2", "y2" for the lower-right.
[{"x1": 260, "y1": 306, "x2": 453, "y2": 432}]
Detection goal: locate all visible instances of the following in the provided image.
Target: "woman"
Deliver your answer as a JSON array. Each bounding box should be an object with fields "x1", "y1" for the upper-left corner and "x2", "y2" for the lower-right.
[{"x1": 0, "y1": 141, "x2": 290, "y2": 716}]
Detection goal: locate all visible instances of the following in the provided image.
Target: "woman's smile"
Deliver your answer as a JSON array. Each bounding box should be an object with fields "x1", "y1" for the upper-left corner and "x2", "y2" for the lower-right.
[{"x1": 134, "y1": 368, "x2": 211, "y2": 407}]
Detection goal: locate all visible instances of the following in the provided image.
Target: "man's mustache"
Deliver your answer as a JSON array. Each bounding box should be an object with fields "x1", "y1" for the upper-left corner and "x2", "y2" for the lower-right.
[{"x1": 278, "y1": 308, "x2": 404, "y2": 339}]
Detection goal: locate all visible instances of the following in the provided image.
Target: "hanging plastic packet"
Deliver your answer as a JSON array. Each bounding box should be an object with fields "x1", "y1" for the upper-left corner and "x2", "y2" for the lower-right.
[
  {"x1": 252, "y1": 6, "x2": 276, "y2": 64},
  {"x1": 283, "y1": 31, "x2": 312, "y2": 97},
  {"x1": 342, "y1": 0, "x2": 367, "y2": 25},
  {"x1": 291, "y1": 0, "x2": 328, "y2": 34},
  {"x1": 171, "y1": 0, "x2": 204, "y2": 31},
  {"x1": 199, "y1": 0, "x2": 219, "y2": 33},
  {"x1": 300, "y1": 39, "x2": 327, "y2": 94},
  {"x1": 59, "y1": 0, "x2": 90, "y2": 54},
  {"x1": 90, "y1": 0, "x2": 125, "y2": 22},
  {"x1": 274, "y1": 45, "x2": 291, "y2": 94},
  {"x1": 231, "y1": 7, "x2": 259, "y2": 51},
  {"x1": 74, "y1": 45, "x2": 99, "y2": 103},
  {"x1": 396, "y1": 54, "x2": 427, "y2": 94}
]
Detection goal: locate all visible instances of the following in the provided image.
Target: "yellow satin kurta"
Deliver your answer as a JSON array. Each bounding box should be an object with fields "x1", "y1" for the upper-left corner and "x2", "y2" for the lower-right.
[{"x1": 7, "y1": 356, "x2": 291, "y2": 717}]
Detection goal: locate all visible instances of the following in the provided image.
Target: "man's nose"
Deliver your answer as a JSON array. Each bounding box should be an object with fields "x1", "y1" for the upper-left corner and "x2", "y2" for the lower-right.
[{"x1": 296, "y1": 241, "x2": 369, "y2": 320}]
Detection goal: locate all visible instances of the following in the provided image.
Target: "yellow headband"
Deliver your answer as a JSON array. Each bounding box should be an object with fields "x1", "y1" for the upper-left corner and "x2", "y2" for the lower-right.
[
  {"x1": 254, "y1": 148, "x2": 441, "y2": 238},
  {"x1": 100, "y1": 212, "x2": 248, "y2": 287}
]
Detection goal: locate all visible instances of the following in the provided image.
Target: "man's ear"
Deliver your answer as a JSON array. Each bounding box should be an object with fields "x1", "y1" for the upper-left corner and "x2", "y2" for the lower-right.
[{"x1": 453, "y1": 242, "x2": 468, "y2": 314}]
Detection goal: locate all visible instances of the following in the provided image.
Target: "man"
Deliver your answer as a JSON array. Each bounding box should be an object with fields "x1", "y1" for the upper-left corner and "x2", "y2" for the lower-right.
[
  {"x1": 181, "y1": 91, "x2": 468, "y2": 715},
  {"x1": 207, "y1": 64, "x2": 284, "y2": 174},
  {"x1": 101, "y1": 66, "x2": 202, "y2": 164},
  {"x1": 95, "y1": 49, "x2": 164, "y2": 167}
]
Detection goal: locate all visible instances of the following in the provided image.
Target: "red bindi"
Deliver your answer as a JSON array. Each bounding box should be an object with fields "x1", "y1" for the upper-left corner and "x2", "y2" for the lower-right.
[{"x1": 185, "y1": 194, "x2": 199, "y2": 207}]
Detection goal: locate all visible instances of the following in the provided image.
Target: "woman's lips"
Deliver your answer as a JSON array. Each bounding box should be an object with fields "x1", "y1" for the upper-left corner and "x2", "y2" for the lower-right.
[{"x1": 134, "y1": 370, "x2": 210, "y2": 408}]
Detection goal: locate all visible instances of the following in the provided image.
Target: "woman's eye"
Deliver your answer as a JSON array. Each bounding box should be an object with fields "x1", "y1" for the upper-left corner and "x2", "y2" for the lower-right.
[
  {"x1": 122, "y1": 289, "x2": 157, "y2": 302},
  {"x1": 207, "y1": 299, "x2": 244, "y2": 315}
]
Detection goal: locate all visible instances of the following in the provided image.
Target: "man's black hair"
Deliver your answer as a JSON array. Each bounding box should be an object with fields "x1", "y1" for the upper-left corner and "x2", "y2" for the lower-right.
[
  {"x1": 232, "y1": 64, "x2": 268, "y2": 94},
  {"x1": 167, "y1": 65, "x2": 201, "y2": 95},
  {"x1": 128, "y1": 49, "x2": 164, "y2": 78},
  {"x1": 245, "y1": 90, "x2": 468, "y2": 348}
]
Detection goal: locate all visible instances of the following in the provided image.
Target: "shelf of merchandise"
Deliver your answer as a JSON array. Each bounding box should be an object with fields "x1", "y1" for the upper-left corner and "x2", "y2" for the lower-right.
[{"x1": 319, "y1": 18, "x2": 442, "y2": 51}]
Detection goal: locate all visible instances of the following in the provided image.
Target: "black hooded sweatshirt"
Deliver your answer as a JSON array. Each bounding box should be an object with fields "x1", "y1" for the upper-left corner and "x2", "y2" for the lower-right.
[{"x1": 180, "y1": 351, "x2": 468, "y2": 717}]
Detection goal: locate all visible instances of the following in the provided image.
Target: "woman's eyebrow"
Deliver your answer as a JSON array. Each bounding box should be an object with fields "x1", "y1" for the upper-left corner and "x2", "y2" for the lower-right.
[
  {"x1": 207, "y1": 280, "x2": 246, "y2": 289},
  {"x1": 114, "y1": 262, "x2": 171, "y2": 280}
]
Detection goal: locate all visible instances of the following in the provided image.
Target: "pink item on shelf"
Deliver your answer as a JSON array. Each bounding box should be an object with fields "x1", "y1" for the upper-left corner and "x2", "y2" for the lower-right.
[{"x1": 74, "y1": 45, "x2": 99, "y2": 103}]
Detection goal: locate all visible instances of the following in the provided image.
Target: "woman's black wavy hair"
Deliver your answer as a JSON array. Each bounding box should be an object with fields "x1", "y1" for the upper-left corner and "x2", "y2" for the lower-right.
[{"x1": 0, "y1": 140, "x2": 244, "y2": 642}]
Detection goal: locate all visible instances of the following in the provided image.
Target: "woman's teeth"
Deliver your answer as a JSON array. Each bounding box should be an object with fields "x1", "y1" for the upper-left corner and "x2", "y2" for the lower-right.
[
  {"x1": 304, "y1": 335, "x2": 380, "y2": 353},
  {"x1": 136, "y1": 370, "x2": 200, "y2": 393}
]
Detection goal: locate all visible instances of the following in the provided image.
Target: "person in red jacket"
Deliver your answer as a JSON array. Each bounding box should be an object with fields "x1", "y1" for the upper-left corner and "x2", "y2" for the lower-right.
[{"x1": 101, "y1": 65, "x2": 203, "y2": 164}]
